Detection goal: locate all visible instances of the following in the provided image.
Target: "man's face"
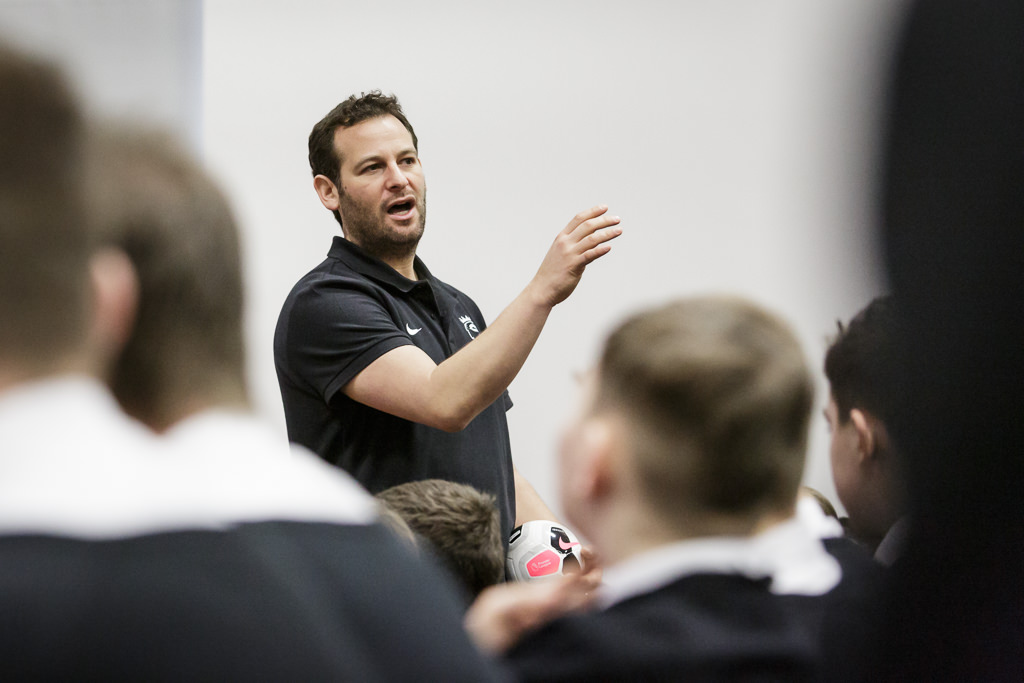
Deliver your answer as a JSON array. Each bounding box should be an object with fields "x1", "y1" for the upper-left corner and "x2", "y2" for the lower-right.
[
  {"x1": 824, "y1": 394, "x2": 864, "y2": 525},
  {"x1": 333, "y1": 115, "x2": 426, "y2": 261}
]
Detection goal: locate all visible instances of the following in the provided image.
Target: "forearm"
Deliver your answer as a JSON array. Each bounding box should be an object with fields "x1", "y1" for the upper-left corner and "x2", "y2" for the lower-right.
[
  {"x1": 514, "y1": 465, "x2": 558, "y2": 526},
  {"x1": 425, "y1": 281, "x2": 553, "y2": 430},
  {"x1": 425, "y1": 203, "x2": 622, "y2": 429},
  {"x1": 343, "y1": 206, "x2": 620, "y2": 431}
]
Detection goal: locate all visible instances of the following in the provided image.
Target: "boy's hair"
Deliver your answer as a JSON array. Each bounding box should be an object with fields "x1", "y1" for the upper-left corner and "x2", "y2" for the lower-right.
[
  {"x1": 595, "y1": 296, "x2": 814, "y2": 523},
  {"x1": 824, "y1": 295, "x2": 898, "y2": 425},
  {"x1": 376, "y1": 479, "x2": 504, "y2": 598},
  {"x1": 375, "y1": 504, "x2": 420, "y2": 551},
  {"x1": 0, "y1": 44, "x2": 90, "y2": 367},
  {"x1": 308, "y1": 91, "x2": 418, "y2": 227},
  {"x1": 85, "y1": 125, "x2": 247, "y2": 428}
]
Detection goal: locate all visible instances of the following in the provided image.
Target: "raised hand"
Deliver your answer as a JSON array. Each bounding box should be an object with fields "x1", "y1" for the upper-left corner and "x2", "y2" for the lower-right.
[{"x1": 529, "y1": 205, "x2": 622, "y2": 307}]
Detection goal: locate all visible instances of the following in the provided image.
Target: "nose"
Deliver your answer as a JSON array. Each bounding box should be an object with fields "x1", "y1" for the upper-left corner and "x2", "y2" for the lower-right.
[{"x1": 383, "y1": 161, "x2": 410, "y2": 190}]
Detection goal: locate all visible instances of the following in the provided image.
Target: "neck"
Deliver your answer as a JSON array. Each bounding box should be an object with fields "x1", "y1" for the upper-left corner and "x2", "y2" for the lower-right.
[
  {"x1": 592, "y1": 498, "x2": 768, "y2": 568},
  {"x1": 752, "y1": 503, "x2": 797, "y2": 534},
  {"x1": 863, "y1": 500, "x2": 905, "y2": 548},
  {"x1": 0, "y1": 351, "x2": 96, "y2": 395},
  {"x1": 134, "y1": 378, "x2": 250, "y2": 433},
  {"x1": 385, "y1": 254, "x2": 418, "y2": 280},
  {"x1": 858, "y1": 464, "x2": 906, "y2": 543},
  {"x1": 343, "y1": 234, "x2": 420, "y2": 280}
]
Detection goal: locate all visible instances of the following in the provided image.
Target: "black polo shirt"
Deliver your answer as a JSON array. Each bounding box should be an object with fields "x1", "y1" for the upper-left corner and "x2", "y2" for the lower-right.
[{"x1": 274, "y1": 236, "x2": 515, "y2": 538}]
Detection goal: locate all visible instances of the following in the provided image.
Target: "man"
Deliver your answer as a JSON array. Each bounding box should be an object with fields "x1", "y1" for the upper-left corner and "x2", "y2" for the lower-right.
[
  {"x1": 0, "y1": 49, "x2": 503, "y2": 678},
  {"x1": 275, "y1": 91, "x2": 621, "y2": 540},
  {"x1": 477, "y1": 296, "x2": 836, "y2": 680},
  {"x1": 823, "y1": 295, "x2": 908, "y2": 564}
]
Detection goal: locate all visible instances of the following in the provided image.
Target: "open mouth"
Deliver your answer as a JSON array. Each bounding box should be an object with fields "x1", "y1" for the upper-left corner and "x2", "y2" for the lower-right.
[{"x1": 387, "y1": 199, "x2": 415, "y2": 216}]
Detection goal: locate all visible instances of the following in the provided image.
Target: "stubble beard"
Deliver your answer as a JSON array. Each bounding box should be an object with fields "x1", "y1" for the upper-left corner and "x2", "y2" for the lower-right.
[{"x1": 339, "y1": 188, "x2": 427, "y2": 265}]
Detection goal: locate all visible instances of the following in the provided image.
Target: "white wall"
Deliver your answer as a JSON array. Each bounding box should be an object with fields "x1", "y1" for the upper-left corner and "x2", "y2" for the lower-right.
[
  {"x1": 1, "y1": 0, "x2": 902, "y2": 519},
  {"x1": 0, "y1": 0, "x2": 202, "y2": 147},
  {"x1": 202, "y1": 0, "x2": 901, "y2": 517}
]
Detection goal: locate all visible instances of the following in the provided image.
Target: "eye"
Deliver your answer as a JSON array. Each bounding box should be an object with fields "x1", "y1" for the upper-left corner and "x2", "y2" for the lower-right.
[
  {"x1": 399, "y1": 156, "x2": 418, "y2": 166},
  {"x1": 361, "y1": 163, "x2": 383, "y2": 174}
]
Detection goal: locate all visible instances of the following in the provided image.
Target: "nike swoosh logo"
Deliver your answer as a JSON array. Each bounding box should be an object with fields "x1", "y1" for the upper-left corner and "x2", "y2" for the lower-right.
[
  {"x1": 406, "y1": 324, "x2": 422, "y2": 336},
  {"x1": 558, "y1": 538, "x2": 580, "y2": 551}
]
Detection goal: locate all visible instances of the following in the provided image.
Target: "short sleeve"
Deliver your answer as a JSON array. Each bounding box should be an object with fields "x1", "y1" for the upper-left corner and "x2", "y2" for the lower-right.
[{"x1": 276, "y1": 274, "x2": 412, "y2": 404}]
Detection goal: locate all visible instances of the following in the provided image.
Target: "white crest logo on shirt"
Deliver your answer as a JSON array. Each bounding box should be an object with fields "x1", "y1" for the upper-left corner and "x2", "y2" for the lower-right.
[
  {"x1": 406, "y1": 323, "x2": 422, "y2": 336},
  {"x1": 459, "y1": 315, "x2": 479, "y2": 339}
]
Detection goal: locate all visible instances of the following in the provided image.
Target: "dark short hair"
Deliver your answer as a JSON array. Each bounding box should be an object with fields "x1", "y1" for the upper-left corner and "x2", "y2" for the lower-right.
[
  {"x1": 308, "y1": 91, "x2": 418, "y2": 227},
  {"x1": 0, "y1": 44, "x2": 90, "y2": 367},
  {"x1": 376, "y1": 479, "x2": 504, "y2": 599},
  {"x1": 824, "y1": 296, "x2": 898, "y2": 426},
  {"x1": 85, "y1": 125, "x2": 247, "y2": 428},
  {"x1": 595, "y1": 296, "x2": 814, "y2": 521}
]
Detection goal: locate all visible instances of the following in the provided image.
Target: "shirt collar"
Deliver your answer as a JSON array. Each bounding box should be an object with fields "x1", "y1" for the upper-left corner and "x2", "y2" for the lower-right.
[
  {"x1": 597, "y1": 515, "x2": 842, "y2": 609},
  {"x1": 0, "y1": 380, "x2": 380, "y2": 537},
  {"x1": 874, "y1": 515, "x2": 910, "y2": 566},
  {"x1": 795, "y1": 496, "x2": 844, "y2": 540},
  {"x1": 327, "y1": 235, "x2": 433, "y2": 293},
  {"x1": 598, "y1": 536, "x2": 769, "y2": 609},
  {"x1": 0, "y1": 373, "x2": 125, "y2": 421}
]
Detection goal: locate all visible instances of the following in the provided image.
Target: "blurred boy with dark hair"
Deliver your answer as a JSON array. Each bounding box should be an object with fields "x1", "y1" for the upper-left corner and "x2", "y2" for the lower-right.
[
  {"x1": 86, "y1": 126, "x2": 249, "y2": 431},
  {"x1": 877, "y1": 0, "x2": 1024, "y2": 675},
  {"x1": 0, "y1": 44, "x2": 92, "y2": 366},
  {"x1": 824, "y1": 295, "x2": 908, "y2": 563}
]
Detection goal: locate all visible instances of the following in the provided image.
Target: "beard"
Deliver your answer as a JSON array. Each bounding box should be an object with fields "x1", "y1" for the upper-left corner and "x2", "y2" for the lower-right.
[{"x1": 338, "y1": 187, "x2": 427, "y2": 265}]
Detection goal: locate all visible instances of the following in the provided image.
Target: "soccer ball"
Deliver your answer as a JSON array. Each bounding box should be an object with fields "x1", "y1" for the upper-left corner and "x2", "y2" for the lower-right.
[{"x1": 506, "y1": 520, "x2": 584, "y2": 582}]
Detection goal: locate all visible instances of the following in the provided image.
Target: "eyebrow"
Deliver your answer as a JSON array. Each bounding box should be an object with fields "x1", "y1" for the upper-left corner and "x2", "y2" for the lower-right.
[
  {"x1": 352, "y1": 154, "x2": 383, "y2": 170},
  {"x1": 352, "y1": 148, "x2": 418, "y2": 171}
]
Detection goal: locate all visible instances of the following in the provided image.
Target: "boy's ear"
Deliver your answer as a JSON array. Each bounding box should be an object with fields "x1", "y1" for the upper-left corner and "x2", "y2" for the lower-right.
[
  {"x1": 88, "y1": 247, "x2": 138, "y2": 366},
  {"x1": 849, "y1": 408, "x2": 877, "y2": 461},
  {"x1": 572, "y1": 417, "x2": 617, "y2": 503}
]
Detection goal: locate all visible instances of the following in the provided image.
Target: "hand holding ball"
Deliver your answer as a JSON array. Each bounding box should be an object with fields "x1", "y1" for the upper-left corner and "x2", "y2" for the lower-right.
[{"x1": 506, "y1": 520, "x2": 585, "y2": 582}]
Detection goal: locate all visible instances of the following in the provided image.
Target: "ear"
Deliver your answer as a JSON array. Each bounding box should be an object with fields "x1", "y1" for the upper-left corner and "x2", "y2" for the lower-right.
[
  {"x1": 572, "y1": 418, "x2": 617, "y2": 503},
  {"x1": 849, "y1": 408, "x2": 877, "y2": 462},
  {"x1": 88, "y1": 247, "x2": 138, "y2": 368},
  {"x1": 313, "y1": 174, "x2": 341, "y2": 212}
]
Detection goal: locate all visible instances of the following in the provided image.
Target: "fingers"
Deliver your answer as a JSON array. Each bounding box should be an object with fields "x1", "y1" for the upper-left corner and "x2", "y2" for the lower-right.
[
  {"x1": 559, "y1": 573, "x2": 600, "y2": 610},
  {"x1": 581, "y1": 226, "x2": 620, "y2": 262},
  {"x1": 556, "y1": 205, "x2": 622, "y2": 266},
  {"x1": 533, "y1": 205, "x2": 621, "y2": 307},
  {"x1": 562, "y1": 204, "x2": 611, "y2": 235},
  {"x1": 579, "y1": 545, "x2": 604, "y2": 588},
  {"x1": 566, "y1": 209, "x2": 622, "y2": 253},
  {"x1": 568, "y1": 210, "x2": 621, "y2": 241}
]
